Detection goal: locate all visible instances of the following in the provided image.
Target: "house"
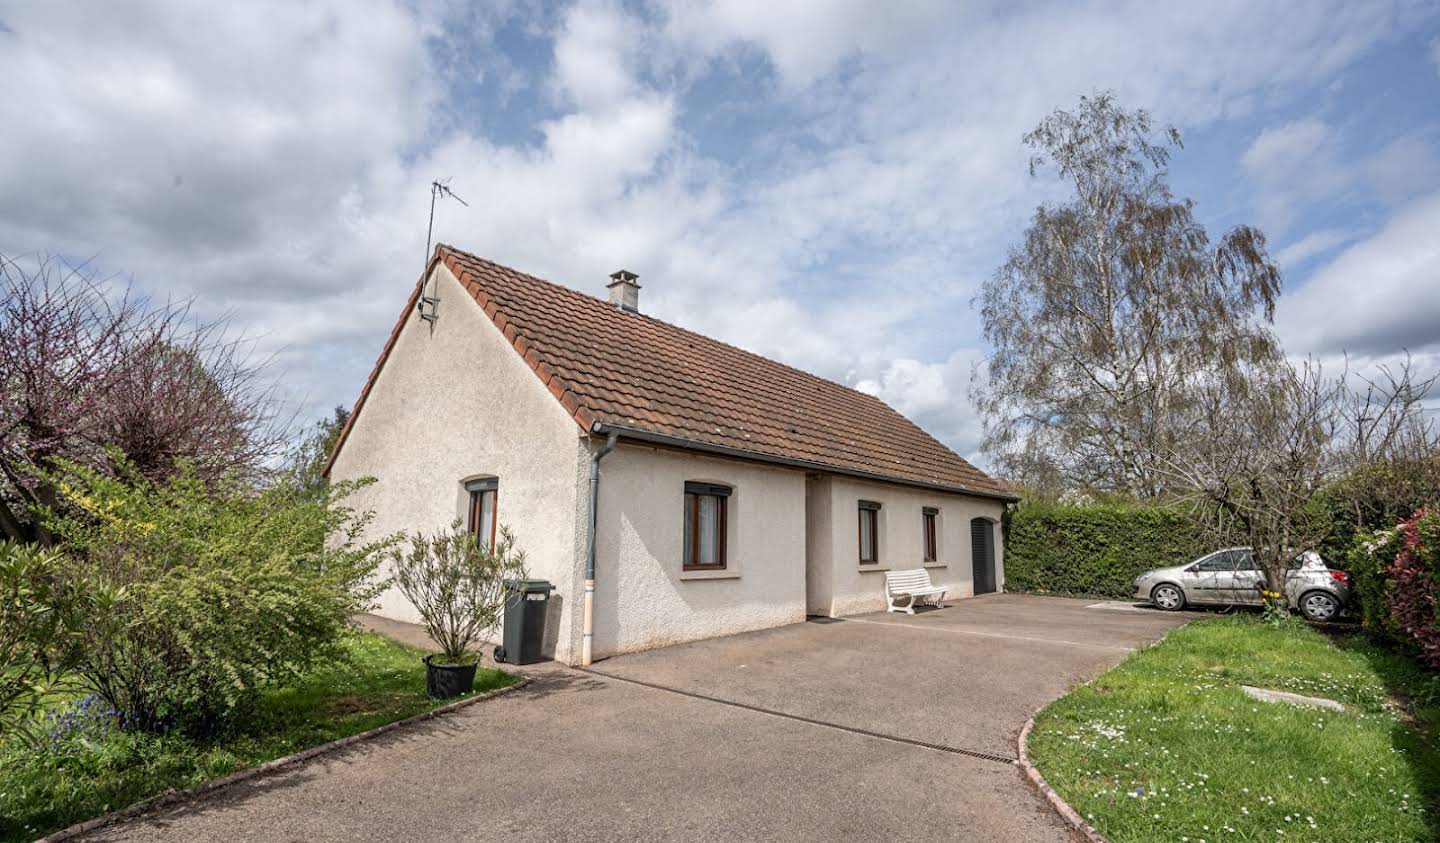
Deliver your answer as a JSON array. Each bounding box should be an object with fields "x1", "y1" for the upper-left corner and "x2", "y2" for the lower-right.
[{"x1": 325, "y1": 245, "x2": 1018, "y2": 665}]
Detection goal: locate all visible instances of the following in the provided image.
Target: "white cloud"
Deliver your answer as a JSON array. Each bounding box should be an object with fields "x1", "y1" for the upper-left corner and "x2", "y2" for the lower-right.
[
  {"x1": 853, "y1": 349, "x2": 987, "y2": 462},
  {"x1": 1365, "y1": 134, "x2": 1440, "y2": 205},
  {"x1": 659, "y1": 0, "x2": 962, "y2": 88},
  {"x1": 552, "y1": 0, "x2": 644, "y2": 109},
  {"x1": 1242, "y1": 118, "x2": 1332, "y2": 173},
  {"x1": 1275, "y1": 228, "x2": 1353, "y2": 269},
  {"x1": 1241, "y1": 118, "x2": 1348, "y2": 233},
  {"x1": 1241, "y1": 118, "x2": 1438, "y2": 237},
  {"x1": 1277, "y1": 191, "x2": 1440, "y2": 357},
  {"x1": 0, "y1": 0, "x2": 1427, "y2": 467}
]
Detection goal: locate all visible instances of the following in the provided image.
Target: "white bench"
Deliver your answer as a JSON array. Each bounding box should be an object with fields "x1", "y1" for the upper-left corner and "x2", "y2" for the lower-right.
[{"x1": 884, "y1": 568, "x2": 950, "y2": 614}]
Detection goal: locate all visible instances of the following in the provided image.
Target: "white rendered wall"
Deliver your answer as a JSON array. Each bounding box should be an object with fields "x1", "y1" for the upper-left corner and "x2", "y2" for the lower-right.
[
  {"x1": 808, "y1": 476, "x2": 1007, "y2": 617},
  {"x1": 328, "y1": 264, "x2": 589, "y2": 662},
  {"x1": 589, "y1": 443, "x2": 808, "y2": 659}
]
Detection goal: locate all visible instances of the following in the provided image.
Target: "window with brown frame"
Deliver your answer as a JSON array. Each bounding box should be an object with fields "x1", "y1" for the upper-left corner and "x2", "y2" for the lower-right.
[
  {"x1": 465, "y1": 477, "x2": 498, "y2": 552},
  {"x1": 858, "y1": 500, "x2": 881, "y2": 564},
  {"x1": 922, "y1": 507, "x2": 938, "y2": 562},
  {"x1": 683, "y1": 482, "x2": 730, "y2": 570}
]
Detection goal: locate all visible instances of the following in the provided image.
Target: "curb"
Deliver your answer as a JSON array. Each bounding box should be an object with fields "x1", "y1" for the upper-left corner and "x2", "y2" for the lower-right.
[
  {"x1": 34, "y1": 676, "x2": 532, "y2": 843},
  {"x1": 1017, "y1": 715, "x2": 1109, "y2": 843}
]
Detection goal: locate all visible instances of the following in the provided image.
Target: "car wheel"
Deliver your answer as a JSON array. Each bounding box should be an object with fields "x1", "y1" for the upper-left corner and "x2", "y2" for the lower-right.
[
  {"x1": 1299, "y1": 590, "x2": 1339, "y2": 622},
  {"x1": 1151, "y1": 583, "x2": 1186, "y2": 611}
]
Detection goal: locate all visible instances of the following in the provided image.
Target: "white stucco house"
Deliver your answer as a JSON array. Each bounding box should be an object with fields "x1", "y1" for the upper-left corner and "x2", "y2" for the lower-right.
[{"x1": 325, "y1": 245, "x2": 1018, "y2": 665}]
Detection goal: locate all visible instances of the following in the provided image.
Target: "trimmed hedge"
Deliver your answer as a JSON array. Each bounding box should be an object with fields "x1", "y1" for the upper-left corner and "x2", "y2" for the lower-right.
[{"x1": 1005, "y1": 502, "x2": 1207, "y2": 599}]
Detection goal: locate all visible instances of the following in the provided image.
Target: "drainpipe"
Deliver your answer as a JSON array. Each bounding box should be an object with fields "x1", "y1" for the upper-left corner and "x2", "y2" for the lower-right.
[{"x1": 582, "y1": 430, "x2": 619, "y2": 666}]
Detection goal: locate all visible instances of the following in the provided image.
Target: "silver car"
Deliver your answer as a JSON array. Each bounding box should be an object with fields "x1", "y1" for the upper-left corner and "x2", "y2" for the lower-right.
[{"x1": 1133, "y1": 547, "x2": 1353, "y2": 622}]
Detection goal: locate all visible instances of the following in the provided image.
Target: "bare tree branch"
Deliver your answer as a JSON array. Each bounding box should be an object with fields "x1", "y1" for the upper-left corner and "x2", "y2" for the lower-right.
[
  {"x1": 973, "y1": 92, "x2": 1282, "y2": 497},
  {"x1": 0, "y1": 252, "x2": 291, "y2": 542}
]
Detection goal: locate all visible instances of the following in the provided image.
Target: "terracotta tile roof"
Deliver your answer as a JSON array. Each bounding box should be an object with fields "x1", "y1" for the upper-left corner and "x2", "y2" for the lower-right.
[{"x1": 326, "y1": 244, "x2": 1014, "y2": 499}]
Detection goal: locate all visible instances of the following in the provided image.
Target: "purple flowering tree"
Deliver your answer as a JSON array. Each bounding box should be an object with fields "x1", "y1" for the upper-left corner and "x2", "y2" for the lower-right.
[{"x1": 0, "y1": 253, "x2": 287, "y2": 544}]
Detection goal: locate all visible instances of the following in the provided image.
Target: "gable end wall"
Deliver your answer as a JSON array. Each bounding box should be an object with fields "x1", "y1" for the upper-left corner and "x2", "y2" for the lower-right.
[{"x1": 328, "y1": 264, "x2": 589, "y2": 662}]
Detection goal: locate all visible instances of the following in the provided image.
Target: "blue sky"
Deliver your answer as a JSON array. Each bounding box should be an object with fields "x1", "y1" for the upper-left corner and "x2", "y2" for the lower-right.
[{"x1": 1, "y1": 1, "x2": 1438, "y2": 465}]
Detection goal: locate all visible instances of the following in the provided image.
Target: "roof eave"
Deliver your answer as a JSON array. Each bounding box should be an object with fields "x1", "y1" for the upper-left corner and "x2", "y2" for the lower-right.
[{"x1": 589, "y1": 422, "x2": 1020, "y2": 503}]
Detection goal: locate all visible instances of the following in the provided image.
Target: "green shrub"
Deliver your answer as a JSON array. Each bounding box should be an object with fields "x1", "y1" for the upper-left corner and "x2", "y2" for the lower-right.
[
  {"x1": 1344, "y1": 526, "x2": 1403, "y2": 641},
  {"x1": 43, "y1": 457, "x2": 393, "y2": 735},
  {"x1": 1316, "y1": 461, "x2": 1438, "y2": 623},
  {"x1": 0, "y1": 542, "x2": 85, "y2": 738},
  {"x1": 1313, "y1": 460, "x2": 1439, "y2": 565},
  {"x1": 1348, "y1": 510, "x2": 1440, "y2": 667},
  {"x1": 1004, "y1": 501, "x2": 1207, "y2": 598}
]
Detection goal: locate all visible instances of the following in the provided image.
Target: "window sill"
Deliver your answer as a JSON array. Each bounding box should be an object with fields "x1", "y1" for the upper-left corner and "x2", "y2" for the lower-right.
[
  {"x1": 923, "y1": 562, "x2": 948, "y2": 569},
  {"x1": 857, "y1": 564, "x2": 891, "y2": 572},
  {"x1": 680, "y1": 568, "x2": 742, "y2": 581}
]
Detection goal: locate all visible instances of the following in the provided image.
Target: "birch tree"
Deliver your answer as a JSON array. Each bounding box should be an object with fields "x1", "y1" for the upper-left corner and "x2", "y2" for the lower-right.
[{"x1": 975, "y1": 93, "x2": 1282, "y2": 496}]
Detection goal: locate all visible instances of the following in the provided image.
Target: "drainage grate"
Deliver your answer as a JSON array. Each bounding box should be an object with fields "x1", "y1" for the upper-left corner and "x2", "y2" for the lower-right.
[{"x1": 575, "y1": 667, "x2": 1017, "y2": 765}]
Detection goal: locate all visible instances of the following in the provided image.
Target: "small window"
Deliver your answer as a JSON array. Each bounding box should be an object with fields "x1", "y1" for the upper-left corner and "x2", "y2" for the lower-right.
[
  {"x1": 922, "y1": 507, "x2": 939, "y2": 563},
  {"x1": 683, "y1": 482, "x2": 730, "y2": 570},
  {"x1": 858, "y1": 500, "x2": 881, "y2": 564},
  {"x1": 465, "y1": 478, "x2": 498, "y2": 552}
]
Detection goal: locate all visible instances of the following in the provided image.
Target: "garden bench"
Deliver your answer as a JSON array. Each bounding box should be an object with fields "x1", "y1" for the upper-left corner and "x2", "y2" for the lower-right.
[{"x1": 884, "y1": 568, "x2": 950, "y2": 614}]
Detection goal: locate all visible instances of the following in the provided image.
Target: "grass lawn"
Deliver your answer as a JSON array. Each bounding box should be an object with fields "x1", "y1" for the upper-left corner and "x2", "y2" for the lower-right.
[
  {"x1": 1027, "y1": 616, "x2": 1440, "y2": 843},
  {"x1": 0, "y1": 632, "x2": 515, "y2": 842}
]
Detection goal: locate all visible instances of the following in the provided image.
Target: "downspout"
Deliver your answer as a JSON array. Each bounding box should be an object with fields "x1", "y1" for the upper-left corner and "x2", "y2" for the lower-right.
[{"x1": 582, "y1": 430, "x2": 619, "y2": 666}]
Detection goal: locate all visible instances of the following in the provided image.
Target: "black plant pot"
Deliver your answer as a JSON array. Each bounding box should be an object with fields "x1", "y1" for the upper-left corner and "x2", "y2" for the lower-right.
[{"x1": 424, "y1": 654, "x2": 478, "y2": 700}]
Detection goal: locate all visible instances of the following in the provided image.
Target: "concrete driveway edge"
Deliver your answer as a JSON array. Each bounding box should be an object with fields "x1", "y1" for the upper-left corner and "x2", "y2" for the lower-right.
[
  {"x1": 1017, "y1": 714, "x2": 1110, "y2": 843},
  {"x1": 35, "y1": 676, "x2": 532, "y2": 843}
]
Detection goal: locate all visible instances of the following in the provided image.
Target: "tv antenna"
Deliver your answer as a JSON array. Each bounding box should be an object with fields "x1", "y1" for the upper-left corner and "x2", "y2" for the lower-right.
[{"x1": 419, "y1": 178, "x2": 469, "y2": 328}]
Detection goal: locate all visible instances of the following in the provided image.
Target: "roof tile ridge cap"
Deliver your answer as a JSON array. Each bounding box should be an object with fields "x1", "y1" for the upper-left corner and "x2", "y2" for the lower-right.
[
  {"x1": 442, "y1": 245, "x2": 889, "y2": 408},
  {"x1": 444, "y1": 247, "x2": 610, "y2": 306},
  {"x1": 837, "y1": 383, "x2": 997, "y2": 476},
  {"x1": 439, "y1": 246, "x2": 997, "y2": 481}
]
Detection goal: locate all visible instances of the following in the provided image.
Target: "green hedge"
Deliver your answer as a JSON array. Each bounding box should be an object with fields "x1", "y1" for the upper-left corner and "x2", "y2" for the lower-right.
[
  {"x1": 1344, "y1": 530, "x2": 1397, "y2": 642},
  {"x1": 1004, "y1": 502, "x2": 1207, "y2": 599}
]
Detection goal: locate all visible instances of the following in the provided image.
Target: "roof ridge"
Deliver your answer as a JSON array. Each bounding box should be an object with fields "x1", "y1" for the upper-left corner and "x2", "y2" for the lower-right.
[
  {"x1": 438, "y1": 244, "x2": 897, "y2": 412},
  {"x1": 328, "y1": 243, "x2": 1012, "y2": 498}
]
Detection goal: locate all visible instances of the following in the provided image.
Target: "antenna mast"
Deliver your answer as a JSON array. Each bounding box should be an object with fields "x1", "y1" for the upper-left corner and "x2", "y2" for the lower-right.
[{"x1": 419, "y1": 178, "x2": 469, "y2": 328}]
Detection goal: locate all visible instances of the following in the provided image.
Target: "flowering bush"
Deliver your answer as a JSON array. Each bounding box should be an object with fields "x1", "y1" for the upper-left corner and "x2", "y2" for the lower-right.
[
  {"x1": 1385, "y1": 510, "x2": 1440, "y2": 668},
  {"x1": 1351, "y1": 509, "x2": 1440, "y2": 668},
  {"x1": 37, "y1": 695, "x2": 120, "y2": 756},
  {"x1": 391, "y1": 521, "x2": 527, "y2": 663}
]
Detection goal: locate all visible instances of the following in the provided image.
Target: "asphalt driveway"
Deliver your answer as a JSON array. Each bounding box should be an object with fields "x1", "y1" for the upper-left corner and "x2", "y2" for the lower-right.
[
  {"x1": 593, "y1": 593, "x2": 1192, "y2": 759},
  {"x1": 84, "y1": 594, "x2": 1193, "y2": 842}
]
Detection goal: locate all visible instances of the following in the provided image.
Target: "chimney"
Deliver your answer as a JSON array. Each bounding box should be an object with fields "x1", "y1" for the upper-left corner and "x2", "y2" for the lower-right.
[{"x1": 607, "y1": 269, "x2": 641, "y2": 313}]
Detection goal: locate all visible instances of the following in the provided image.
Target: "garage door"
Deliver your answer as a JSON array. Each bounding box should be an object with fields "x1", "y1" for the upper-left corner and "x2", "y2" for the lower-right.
[{"x1": 971, "y1": 518, "x2": 996, "y2": 594}]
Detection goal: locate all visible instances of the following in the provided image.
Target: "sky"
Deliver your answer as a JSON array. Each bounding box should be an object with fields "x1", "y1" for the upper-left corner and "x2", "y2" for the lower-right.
[{"x1": 1, "y1": 0, "x2": 1438, "y2": 467}]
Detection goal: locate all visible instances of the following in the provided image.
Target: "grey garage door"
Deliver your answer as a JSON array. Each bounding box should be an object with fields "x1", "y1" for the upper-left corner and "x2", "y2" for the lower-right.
[{"x1": 971, "y1": 518, "x2": 996, "y2": 594}]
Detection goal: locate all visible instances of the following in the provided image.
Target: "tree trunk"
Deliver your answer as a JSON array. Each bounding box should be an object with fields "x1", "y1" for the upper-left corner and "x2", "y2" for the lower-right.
[{"x1": 0, "y1": 497, "x2": 31, "y2": 543}]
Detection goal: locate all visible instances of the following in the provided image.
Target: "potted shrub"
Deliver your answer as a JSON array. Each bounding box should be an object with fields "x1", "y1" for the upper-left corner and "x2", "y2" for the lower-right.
[{"x1": 391, "y1": 520, "x2": 527, "y2": 698}]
